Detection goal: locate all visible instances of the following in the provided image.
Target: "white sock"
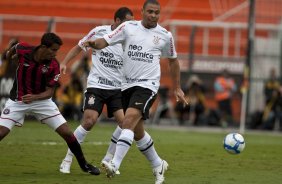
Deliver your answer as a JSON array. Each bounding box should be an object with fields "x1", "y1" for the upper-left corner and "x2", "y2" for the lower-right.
[
  {"x1": 102, "y1": 126, "x2": 122, "y2": 162},
  {"x1": 112, "y1": 129, "x2": 134, "y2": 169},
  {"x1": 136, "y1": 131, "x2": 162, "y2": 168},
  {"x1": 63, "y1": 125, "x2": 89, "y2": 162}
]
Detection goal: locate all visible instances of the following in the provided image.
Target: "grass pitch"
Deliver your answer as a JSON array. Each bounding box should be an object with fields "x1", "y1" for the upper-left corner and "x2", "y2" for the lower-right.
[{"x1": 0, "y1": 121, "x2": 282, "y2": 184}]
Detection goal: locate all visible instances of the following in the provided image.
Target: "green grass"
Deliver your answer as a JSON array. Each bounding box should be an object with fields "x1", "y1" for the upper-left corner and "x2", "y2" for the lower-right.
[{"x1": 0, "y1": 121, "x2": 282, "y2": 184}]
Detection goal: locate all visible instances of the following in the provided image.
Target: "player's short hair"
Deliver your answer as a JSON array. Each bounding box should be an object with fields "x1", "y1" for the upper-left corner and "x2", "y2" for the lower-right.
[
  {"x1": 41, "y1": 32, "x2": 63, "y2": 48},
  {"x1": 114, "y1": 7, "x2": 133, "y2": 22},
  {"x1": 143, "y1": 0, "x2": 160, "y2": 9}
]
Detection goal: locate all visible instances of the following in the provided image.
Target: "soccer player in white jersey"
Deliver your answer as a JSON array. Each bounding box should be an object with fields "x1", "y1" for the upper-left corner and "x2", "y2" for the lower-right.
[
  {"x1": 84, "y1": 0, "x2": 188, "y2": 183},
  {"x1": 59, "y1": 7, "x2": 134, "y2": 174}
]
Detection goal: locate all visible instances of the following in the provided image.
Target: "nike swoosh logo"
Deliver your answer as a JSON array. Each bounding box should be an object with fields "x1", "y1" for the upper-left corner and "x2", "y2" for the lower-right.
[
  {"x1": 135, "y1": 102, "x2": 143, "y2": 105},
  {"x1": 159, "y1": 161, "x2": 164, "y2": 175}
]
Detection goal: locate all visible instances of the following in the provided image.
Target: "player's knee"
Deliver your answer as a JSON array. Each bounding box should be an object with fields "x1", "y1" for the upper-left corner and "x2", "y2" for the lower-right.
[
  {"x1": 116, "y1": 118, "x2": 123, "y2": 127},
  {"x1": 82, "y1": 115, "x2": 97, "y2": 130},
  {"x1": 55, "y1": 123, "x2": 72, "y2": 138},
  {"x1": 123, "y1": 117, "x2": 138, "y2": 130}
]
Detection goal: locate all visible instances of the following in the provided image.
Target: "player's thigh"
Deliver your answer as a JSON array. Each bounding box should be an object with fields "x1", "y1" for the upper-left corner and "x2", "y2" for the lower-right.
[
  {"x1": 83, "y1": 88, "x2": 105, "y2": 117},
  {"x1": 124, "y1": 87, "x2": 157, "y2": 120},
  {"x1": 0, "y1": 99, "x2": 27, "y2": 130},
  {"x1": 123, "y1": 107, "x2": 143, "y2": 130},
  {"x1": 32, "y1": 99, "x2": 66, "y2": 130},
  {"x1": 106, "y1": 89, "x2": 123, "y2": 120}
]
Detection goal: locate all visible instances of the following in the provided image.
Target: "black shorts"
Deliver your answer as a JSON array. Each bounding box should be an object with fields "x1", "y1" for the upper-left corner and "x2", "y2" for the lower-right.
[
  {"x1": 83, "y1": 88, "x2": 123, "y2": 118},
  {"x1": 122, "y1": 86, "x2": 157, "y2": 120}
]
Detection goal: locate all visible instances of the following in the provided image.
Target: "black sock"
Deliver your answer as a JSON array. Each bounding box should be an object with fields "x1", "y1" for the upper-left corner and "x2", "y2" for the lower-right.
[{"x1": 65, "y1": 134, "x2": 87, "y2": 169}]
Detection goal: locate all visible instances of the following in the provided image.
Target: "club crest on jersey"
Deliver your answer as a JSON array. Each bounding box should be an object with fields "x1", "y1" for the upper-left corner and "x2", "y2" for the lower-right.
[
  {"x1": 153, "y1": 36, "x2": 161, "y2": 45},
  {"x1": 88, "y1": 96, "x2": 95, "y2": 105},
  {"x1": 54, "y1": 74, "x2": 60, "y2": 81},
  {"x1": 23, "y1": 63, "x2": 30, "y2": 67},
  {"x1": 3, "y1": 108, "x2": 10, "y2": 115},
  {"x1": 42, "y1": 66, "x2": 48, "y2": 73}
]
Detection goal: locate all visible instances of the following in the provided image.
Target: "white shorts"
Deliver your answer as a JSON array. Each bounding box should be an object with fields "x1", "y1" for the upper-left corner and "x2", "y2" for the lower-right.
[{"x1": 0, "y1": 99, "x2": 66, "y2": 130}]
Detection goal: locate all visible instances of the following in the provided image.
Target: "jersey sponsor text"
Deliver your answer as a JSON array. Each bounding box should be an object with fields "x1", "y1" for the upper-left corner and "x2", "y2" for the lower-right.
[
  {"x1": 128, "y1": 44, "x2": 153, "y2": 63},
  {"x1": 98, "y1": 77, "x2": 121, "y2": 87}
]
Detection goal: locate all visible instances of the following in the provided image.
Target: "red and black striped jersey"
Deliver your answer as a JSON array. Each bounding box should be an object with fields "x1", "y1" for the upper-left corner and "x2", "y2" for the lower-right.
[{"x1": 10, "y1": 42, "x2": 60, "y2": 101}]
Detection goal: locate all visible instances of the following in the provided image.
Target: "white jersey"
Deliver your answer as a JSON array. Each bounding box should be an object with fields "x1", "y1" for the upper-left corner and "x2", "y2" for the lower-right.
[
  {"x1": 104, "y1": 20, "x2": 177, "y2": 93},
  {"x1": 79, "y1": 25, "x2": 123, "y2": 90}
]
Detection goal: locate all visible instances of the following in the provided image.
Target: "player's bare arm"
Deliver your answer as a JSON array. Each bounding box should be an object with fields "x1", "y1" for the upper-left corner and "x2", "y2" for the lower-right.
[
  {"x1": 168, "y1": 58, "x2": 189, "y2": 106},
  {"x1": 61, "y1": 45, "x2": 82, "y2": 74},
  {"x1": 5, "y1": 45, "x2": 17, "y2": 62},
  {"x1": 22, "y1": 87, "x2": 55, "y2": 104},
  {"x1": 84, "y1": 38, "x2": 109, "y2": 50}
]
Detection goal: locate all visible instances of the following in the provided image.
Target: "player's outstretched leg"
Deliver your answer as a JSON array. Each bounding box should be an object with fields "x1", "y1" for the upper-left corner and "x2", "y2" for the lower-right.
[
  {"x1": 103, "y1": 129, "x2": 134, "y2": 178},
  {"x1": 59, "y1": 125, "x2": 89, "y2": 173},
  {"x1": 136, "y1": 131, "x2": 168, "y2": 184},
  {"x1": 56, "y1": 123, "x2": 100, "y2": 175},
  {"x1": 100, "y1": 126, "x2": 122, "y2": 175},
  {"x1": 64, "y1": 133, "x2": 100, "y2": 175}
]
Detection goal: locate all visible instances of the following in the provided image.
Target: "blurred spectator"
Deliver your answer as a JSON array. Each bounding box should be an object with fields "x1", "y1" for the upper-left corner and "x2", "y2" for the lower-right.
[
  {"x1": 175, "y1": 75, "x2": 207, "y2": 126},
  {"x1": 214, "y1": 69, "x2": 237, "y2": 127},
  {"x1": 59, "y1": 73, "x2": 84, "y2": 121},
  {"x1": 0, "y1": 38, "x2": 19, "y2": 77},
  {"x1": 261, "y1": 68, "x2": 282, "y2": 130},
  {"x1": 70, "y1": 53, "x2": 90, "y2": 90},
  {"x1": 56, "y1": 54, "x2": 89, "y2": 121},
  {"x1": 247, "y1": 110, "x2": 263, "y2": 130},
  {"x1": 151, "y1": 86, "x2": 178, "y2": 125}
]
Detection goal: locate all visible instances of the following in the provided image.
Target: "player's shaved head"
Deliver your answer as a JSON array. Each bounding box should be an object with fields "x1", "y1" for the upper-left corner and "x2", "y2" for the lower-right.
[{"x1": 143, "y1": 0, "x2": 160, "y2": 9}]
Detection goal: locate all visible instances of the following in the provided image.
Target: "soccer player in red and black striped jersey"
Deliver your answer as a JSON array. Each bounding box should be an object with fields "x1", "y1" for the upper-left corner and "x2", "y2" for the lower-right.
[
  {"x1": 9, "y1": 38, "x2": 61, "y2": 102},
  {"x1": 0, "y1": 32, "x2": 100, "y2": 175}
]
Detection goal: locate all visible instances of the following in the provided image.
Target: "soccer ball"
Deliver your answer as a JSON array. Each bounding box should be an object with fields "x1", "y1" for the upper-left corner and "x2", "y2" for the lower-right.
[{"x1": 223, "y1": 133, "x2": 245, "y2": 154}]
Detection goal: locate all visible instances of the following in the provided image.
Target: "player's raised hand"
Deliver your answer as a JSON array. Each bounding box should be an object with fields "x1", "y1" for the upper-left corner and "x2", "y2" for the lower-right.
[
  {"x1": 60, "y1": 63, "x2": 67, "y2": 75},
  {"x1": 174, "y1": 87, "x2": 189, "y2": 106}
]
